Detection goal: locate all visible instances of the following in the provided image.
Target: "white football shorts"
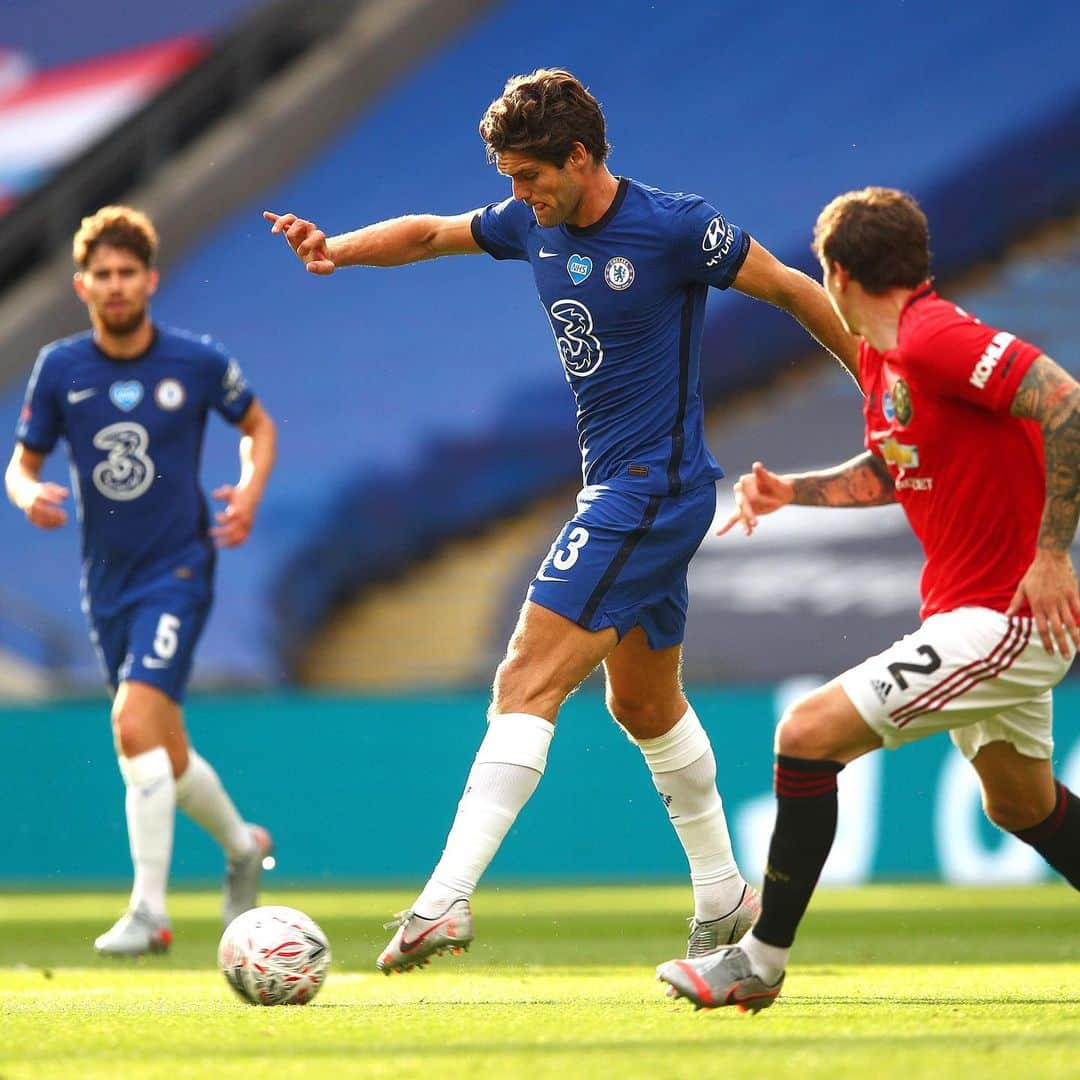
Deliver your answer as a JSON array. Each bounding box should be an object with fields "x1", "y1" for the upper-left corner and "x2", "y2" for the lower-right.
[{"x1": 840, "y1": 607, "x2": 1072, "y2": 760}]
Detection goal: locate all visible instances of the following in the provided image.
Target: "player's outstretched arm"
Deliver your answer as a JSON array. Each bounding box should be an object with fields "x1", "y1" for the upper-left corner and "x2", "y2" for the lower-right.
[
  {"x1": 731, "y1": 239, "x2": 860, "y2": 380},
  {"x1": 5, "y1": 444, "x2": 68, "y2": 529},
  {"x1": 718, "y1": 454, "x2": 895, "y2": 536},
  {"x1": 263, "y1": 209, "x2": 483, "y2": 274},
  {"x1": 212, "y1": 400, "x2": 276, "y2": 548},
  {"x1": 1006, "y1": 354, "x2": 1080, "y2": 655}
]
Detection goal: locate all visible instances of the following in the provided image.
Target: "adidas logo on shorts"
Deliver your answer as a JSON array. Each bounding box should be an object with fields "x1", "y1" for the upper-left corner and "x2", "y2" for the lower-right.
[{"x1": 871, "y1": 678, "x2": 893, "y2": 703}]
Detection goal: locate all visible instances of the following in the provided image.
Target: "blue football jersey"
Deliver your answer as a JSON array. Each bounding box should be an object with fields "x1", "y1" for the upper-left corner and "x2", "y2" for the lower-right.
[
  {"x1": 471, "y1": 177, "x2": 750, "y2": 494},
  {"x1": 16, "y1": 326, "x2": 255, "y2": 616}
]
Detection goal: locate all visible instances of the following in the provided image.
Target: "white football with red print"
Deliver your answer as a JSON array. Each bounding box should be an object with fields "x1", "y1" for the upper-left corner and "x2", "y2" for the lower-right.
[{"x1": 218, "y1": 905, "x2": 331, "y2": 1006}]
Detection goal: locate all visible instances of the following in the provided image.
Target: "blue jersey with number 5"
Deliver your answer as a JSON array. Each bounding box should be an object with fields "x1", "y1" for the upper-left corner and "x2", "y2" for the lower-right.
[
  {"x1": 15, "y1": 326, "x2": 254, "y2": 616},
  {"x1": 471, "y1": 177, "x2": 750, "y2": 495}
]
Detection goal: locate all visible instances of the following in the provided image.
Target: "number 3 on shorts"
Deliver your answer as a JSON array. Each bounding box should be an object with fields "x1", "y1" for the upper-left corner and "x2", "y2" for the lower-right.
[
  {"x1": 153, "y1": 614, "x2": 181, "y2": 660},
  {"x1": 553, "y1": 527, "x2": 590, "y2": 571}
]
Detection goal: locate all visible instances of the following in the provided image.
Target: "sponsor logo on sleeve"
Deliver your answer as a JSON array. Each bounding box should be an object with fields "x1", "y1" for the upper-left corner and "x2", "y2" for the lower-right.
[
  {"x1": 222, "y1": 359, "x2": 247, "y2": 404},
  {"x1": 702, "y1": 213, "x2": 736, "y2": 269},
  {"x1": 969, "y1": 331, "x2": 1015, "y2": 389}
]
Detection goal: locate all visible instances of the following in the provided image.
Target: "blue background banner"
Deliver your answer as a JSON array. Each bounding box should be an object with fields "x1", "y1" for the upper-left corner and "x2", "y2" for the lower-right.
[{"x1": 5, "y1": 684, "x2": 1080, "y2": 886}]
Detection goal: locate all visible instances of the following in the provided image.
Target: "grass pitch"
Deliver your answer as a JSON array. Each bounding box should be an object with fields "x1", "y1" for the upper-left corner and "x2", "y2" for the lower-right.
[{"x1": 2, "y1": 885, "x2": 1077, "y2": 1079}]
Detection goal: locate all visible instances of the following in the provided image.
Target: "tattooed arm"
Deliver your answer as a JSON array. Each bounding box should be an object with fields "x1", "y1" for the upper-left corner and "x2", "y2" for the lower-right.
[
  {"x1": 716, "y1": 454, "x2": 895, "y2": 536},
  {"x1": 1006, "y1": 354, "x2": 1080, "y2": 654}
]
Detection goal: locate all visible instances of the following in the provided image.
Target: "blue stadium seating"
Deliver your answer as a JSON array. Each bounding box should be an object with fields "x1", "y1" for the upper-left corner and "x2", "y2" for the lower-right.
[{"x1": 1, "y1": 0, "x2": 1077, "y2": 685}]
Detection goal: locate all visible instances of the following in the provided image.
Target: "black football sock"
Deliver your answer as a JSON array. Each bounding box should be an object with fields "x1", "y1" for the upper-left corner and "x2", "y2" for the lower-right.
[
  {"x1": 752, "y1": 755, "x2": 845, "y2": 949},
  {"x1": 1012, "y1": 781, "x2": 1080, "y2": 890}
]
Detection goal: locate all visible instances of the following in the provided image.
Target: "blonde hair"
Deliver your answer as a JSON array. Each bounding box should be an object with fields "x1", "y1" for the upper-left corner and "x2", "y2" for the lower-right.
[{"x1": 72, "y1": 205, "x2": 158, "y2": 268}]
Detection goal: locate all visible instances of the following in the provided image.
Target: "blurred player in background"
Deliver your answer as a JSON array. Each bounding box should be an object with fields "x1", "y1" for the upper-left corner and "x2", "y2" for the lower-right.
[
  {"x1": 659, "y1": 187, "x2": 1080, "y2": 1012},
  {"x1": 5, "y1": 206, "x2": 277, "y2": 956},
  {"x1": 265, "y1": 69, "x2": 857, "y2": 973}
]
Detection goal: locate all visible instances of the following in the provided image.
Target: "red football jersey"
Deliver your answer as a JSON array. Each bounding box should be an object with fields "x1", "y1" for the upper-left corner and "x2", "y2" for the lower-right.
[{"x1": 859, "y1": 285, "x2": 1044, "y2": 619}]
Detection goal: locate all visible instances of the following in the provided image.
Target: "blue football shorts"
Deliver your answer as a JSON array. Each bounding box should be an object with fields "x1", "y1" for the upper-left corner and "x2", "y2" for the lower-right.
[
  {"x1": 89, "y1": 574, "x2": 212, "y2": 703},
  {"x1": 526, "y1": 481, "x2": 717, "y2": 649}
]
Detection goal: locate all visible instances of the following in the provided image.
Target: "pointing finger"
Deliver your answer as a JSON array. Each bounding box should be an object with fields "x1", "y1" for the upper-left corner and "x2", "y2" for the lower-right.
[{"x1": 716, "y1": 511, "x2": 741, "y2": 537}]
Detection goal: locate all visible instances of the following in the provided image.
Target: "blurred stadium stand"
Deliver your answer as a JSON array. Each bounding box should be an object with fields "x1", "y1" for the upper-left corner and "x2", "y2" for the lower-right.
[{"x1": 0, "y1": 0, "x2": 1077, "y2": 694}]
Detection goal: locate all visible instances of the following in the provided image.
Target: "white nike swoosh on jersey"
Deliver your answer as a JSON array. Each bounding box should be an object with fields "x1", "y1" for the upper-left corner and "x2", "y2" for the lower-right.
[
  {"x1": 67, "y1": 388, "x2": 98, "y2": 403},
  {"x1": 141, "y1": 656, "x2": 172, "y2": 669},
  {"x1": 535, "y1": 568, "x2": 568, "y2": 582},
  {"x1": 538, "y1": 248, "x2": 560, "y2": 258}
]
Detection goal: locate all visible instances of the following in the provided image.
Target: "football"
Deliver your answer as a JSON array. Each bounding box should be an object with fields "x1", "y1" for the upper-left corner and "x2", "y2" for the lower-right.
[{"x1": 217, "y1": 905, "x2": 331, "y2": 1006}]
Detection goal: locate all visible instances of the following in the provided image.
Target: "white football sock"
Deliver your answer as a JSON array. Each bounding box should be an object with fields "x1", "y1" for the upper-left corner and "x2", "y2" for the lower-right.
[
  {"x1": 413, "y1": 713, "x2": 555, "y2": 918},
  {"x1": 175, "y1": 750, "x2": 254, "y2": 859},
  {"x1": 741, "y1": 932, "x2": 789, "y2": 984},
  {"x1": 634, "y1": 705, "x2": 743, "y2": 920},
  {"x1": 118, "y1": 747, "x2": 175, "y2": 917}
]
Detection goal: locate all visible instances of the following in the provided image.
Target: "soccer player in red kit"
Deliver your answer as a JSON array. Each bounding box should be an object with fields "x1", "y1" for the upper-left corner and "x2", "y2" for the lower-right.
[{"x1": 658, "y1": 186, "x2": 1080, "y2": 1012}]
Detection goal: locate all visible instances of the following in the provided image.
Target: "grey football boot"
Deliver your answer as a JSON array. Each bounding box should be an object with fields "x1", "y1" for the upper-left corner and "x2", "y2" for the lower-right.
[
  {"x1": 376, "y1": 898, "x2": 474, "y2": 974},
  {"x1": 94, "y1": 903, "x2": 173, "y2": 956},
  {"x1": 657, "y1": 943, "x2": 784, "y2": 1012},
  {"x1": 686, "y1": 883, "x2": 761, "y2": 958},
  {"x1": 223, "y1": 824, "x2": 274, "y2": 928}
]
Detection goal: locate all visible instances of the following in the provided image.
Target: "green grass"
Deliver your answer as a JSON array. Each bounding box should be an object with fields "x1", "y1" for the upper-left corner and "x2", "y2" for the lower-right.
[{"x1": 1, "y1": 885, "x2": 1078, "y2": 1079}]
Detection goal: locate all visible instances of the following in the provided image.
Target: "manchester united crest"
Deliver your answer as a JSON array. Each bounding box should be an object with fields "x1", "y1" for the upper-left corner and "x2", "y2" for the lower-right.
[{"x1": 891, "y1": 378, "x2": 913, "y2": 425}]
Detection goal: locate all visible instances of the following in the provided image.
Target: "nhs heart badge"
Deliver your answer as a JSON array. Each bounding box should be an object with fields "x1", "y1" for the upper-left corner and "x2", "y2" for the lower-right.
[
  {"x1": 109, "y1": 380, "x2": 143, "y2": 412},
  {"x1": 566, "y1": 253, "x2": 592, "y2": 285}
]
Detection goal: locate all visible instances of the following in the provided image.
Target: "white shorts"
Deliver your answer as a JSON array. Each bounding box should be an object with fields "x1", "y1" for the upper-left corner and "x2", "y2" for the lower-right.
[{"x1": 840, "y1": 608, "x2": 1071, "y2": 760}]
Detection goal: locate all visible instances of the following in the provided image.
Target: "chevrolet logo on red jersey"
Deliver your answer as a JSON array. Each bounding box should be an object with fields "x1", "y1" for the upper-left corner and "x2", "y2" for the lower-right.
[{"x1": 879, "y1": 438, "x2": 920, "y2": 469}]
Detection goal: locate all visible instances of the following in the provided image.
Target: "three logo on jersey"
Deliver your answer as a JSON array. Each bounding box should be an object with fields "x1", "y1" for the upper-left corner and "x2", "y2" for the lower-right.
[{"x1": 538, "y1": 249, "x2": 635, "y2": 379}]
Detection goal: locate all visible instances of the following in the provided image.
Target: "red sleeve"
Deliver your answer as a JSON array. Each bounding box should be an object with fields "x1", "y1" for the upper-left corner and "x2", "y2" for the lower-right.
[{"x1": 902, "y1": 306, "x2": 1040, "y2": 414}]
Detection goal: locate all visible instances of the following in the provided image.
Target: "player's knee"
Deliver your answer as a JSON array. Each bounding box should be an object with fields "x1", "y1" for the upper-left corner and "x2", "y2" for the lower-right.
[
  {"x1": 112, "y1": 708, "x2": 141, "y2": 757},
  {"x1": 983, "y1": 791, "x2": 1052, "y2": 833},
  {"x1": 775, "y1": 697, "x2": 841, "y2": 760},
  {"x1": 491, "y1": 649, "x2": 566, "y2": 718},
  {"x1": 606, "y1": 688, "x2": 652, "y2": 729}
]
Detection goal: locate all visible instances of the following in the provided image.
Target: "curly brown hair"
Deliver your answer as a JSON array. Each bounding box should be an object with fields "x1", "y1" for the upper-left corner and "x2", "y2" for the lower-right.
[
  {"x1": 72, "y1": 205, "x2": 158, "y2": 268},
  {"x1": 479, "y1": 69, "x2": 609, "y2": 166},
  {"x1": 812, "y1": 187, "x2": 930, "y2": 294}
]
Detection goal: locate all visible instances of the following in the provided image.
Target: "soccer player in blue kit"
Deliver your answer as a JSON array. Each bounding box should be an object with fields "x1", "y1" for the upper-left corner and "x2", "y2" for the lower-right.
[
  {"x1": 265, "y1": 69, "x2": 857, "y2": 972},
  {"x1": 5, "y1": 206, "x2": 278, "y2": 956}
]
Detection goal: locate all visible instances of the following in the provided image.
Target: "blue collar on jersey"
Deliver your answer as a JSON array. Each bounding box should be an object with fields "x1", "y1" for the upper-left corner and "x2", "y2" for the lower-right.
[{"x1": 565, "y1": 176, "x2": 630, "y2": 237}]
